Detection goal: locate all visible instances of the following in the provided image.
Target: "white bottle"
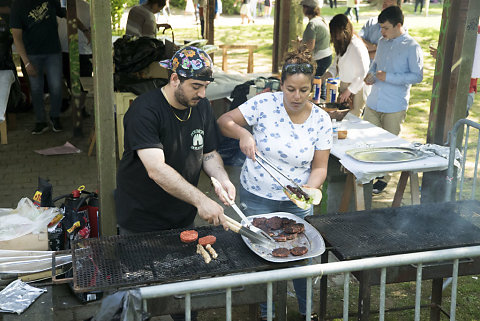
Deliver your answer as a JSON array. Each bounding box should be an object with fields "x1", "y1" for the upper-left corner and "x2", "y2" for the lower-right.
[{"x1": 332, "y1": 119, "x2": 338, "y2": 143}]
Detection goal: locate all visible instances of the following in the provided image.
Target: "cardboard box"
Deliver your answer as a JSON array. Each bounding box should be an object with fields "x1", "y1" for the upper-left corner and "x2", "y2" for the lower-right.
[{"x1": 0, "y1": 229, "x2": 49, "y2": 251}]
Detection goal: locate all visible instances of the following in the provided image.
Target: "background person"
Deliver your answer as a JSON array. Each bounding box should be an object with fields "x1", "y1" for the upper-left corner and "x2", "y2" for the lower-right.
[
  {"x1": 217, "y1": 46, "x2": 332, "y2": 321},
  {"x1": 363, "y1": 6, "x2": 423, "y2": 194},
  {"x1": 115, "y1": 46, "x2": 235, "y2": 241},
  {"x1": 344, "y1": 0, "x2": 359, "y2": 23},
  {"x1": 10, "y1": 0, "x2": 66, "y2": 134},
  {"x1": 126, "y1": 0, "x2": 170, "y2": 38},
  {"x1": 359, "y1": 0, "x2": 401, "y2": 60},
  {"x1": 300, "y1": 0, "x2": 331, "y2": 101},
  {"x1": 323, "y1": 14, "x2": 370, "y2": 117}
]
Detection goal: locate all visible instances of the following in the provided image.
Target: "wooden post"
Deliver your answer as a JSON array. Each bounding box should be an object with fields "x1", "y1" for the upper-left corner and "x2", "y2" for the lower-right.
[
  {"x1": 90, "y1": 0, "x2": 117, "y2": 236},
  {"x1": 66, "y1": 0, "x2": 82, "y2": 137},
  {"x1": 421, "y1": 0, "x2": 480, "y2": 203},
  {"x1": 205, "y1": 0, "x2": 215, "y2": 45}
]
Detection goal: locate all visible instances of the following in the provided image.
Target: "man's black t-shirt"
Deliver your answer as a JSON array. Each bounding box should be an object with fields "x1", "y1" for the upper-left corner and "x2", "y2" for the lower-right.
[
  {"x1": 10, "y1": 0, "x2": 65, "y2": 55},
  {"x1": 116, "y1": 88, "x2": 219, "y2": 232}
]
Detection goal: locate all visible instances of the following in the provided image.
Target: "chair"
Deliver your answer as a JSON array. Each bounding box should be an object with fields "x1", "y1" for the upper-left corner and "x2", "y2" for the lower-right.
[
  {"x1": 218, "y1": 45, "x2": 258, "y2": 74},
  {"x1": 0, "y1": 70, "x2": 15, "y2": 144},
  {"x1": 445, "y1": 118, "x2": 480, "y2": 201},
  {"x1": 115, "y1": 92, "x2": 137, "y2": 159}
]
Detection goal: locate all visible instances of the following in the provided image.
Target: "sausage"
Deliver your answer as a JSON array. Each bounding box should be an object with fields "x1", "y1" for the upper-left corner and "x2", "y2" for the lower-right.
[
  {"x1": 205, "y1": 244, "x2": 218, "y2": 259},
  {"x1": 196, "y1": 244, "x2": 212, "y2": 263},
  {"x1": 198, "y1": 235, "x2": 216, "y2": 246},
  {"x1": 180, "y1": 230, "x2": 198, "y2": 243}
]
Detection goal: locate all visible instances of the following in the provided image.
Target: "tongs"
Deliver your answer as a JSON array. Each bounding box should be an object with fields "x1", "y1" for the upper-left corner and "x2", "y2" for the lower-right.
[
  {"x1": 254, "y1": 152, "x2": 309, "y2": 198},
  {"x1": 210, "y1": 177, "x2": 276, "y2": 246}
]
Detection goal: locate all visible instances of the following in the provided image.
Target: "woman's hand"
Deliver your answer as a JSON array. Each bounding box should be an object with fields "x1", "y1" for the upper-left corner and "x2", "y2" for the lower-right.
[
  {"x1": 239, "y1": 131, "x2": 257, "y2": 160},
  {"x1": 25, "y1": 62, "x2": 37, "y2": 77},
  {"x1": 338, "y1": 89, "x2": 351, "y2": 103}
]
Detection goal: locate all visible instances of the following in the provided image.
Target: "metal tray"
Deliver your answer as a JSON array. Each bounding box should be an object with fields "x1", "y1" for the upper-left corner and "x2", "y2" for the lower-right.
[
  {"x1": 345, "y1": 147, "x2": 426, "y2": 163},
  {"x1": 241, "y1": 212, "x2": 325, "y2": 263}
]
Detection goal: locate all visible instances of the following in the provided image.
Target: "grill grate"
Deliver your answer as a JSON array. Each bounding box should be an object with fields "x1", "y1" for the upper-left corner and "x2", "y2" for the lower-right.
[
  {"x1": 306, "y1": 200, "x2": 480, "y2": 260},
  {"x1": 72, "y1": 225, "x2": 281, "y2": 292}
]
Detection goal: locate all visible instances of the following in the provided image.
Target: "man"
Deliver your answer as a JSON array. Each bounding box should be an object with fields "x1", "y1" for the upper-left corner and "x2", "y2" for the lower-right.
[
  {"x1": 364, "y1": 6, "x2": 423, "y2": 193},
  {"x1": 10, "y1": 0, "x2": 66, "y2": 134},
  {"x1": 116, "y1": 46, "x2": 235, "y2": 236},
  {"x1": 126, "y1": 0, "x2": 170, "y2": 38},
  {"x1": 359, "y1": 0, "x2": 401, "y2": 60}
]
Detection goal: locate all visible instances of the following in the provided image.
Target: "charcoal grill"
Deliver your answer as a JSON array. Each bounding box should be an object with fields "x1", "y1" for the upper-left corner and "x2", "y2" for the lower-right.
[
  {"x1": 70, "y1": 225, "x2": 292, "y2": 293},
  {"x1": 306, "y1": 200, "x2": 480, "y2": 321}
]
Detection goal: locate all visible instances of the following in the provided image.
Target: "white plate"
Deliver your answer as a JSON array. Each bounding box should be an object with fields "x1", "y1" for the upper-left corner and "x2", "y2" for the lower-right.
[{"x1": 241, "y1": 212, "x2": 326, "y2": 263}]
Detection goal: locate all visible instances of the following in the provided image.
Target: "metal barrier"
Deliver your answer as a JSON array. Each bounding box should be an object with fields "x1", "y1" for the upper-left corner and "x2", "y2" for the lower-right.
[
  {"x1": 445, "y1": 118, "x2": 480, "y2": 201},
  {"x1": 140, "y1": 245, "x2": 480, "y2": 321}
]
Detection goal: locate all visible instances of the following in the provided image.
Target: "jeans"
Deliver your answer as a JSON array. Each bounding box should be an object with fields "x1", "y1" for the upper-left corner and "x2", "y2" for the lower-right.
[
  {"x1": 239, "y1": 186, "x2": 313, "y2": 317},
  {"x1": 28, "y1": 53, "x2": 63, "y2": 123},
  {"x1": 315, "y1": 55, "x2": 332, "y2": 101}
]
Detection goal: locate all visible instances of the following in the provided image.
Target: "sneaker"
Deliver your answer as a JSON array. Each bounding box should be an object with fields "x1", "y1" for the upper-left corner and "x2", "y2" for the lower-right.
[
  {"x1": 372, "y1": 180, "x2": 388, "y2": 194},
  {"x1": 50, "y1": 117, "x2": 63, "y2": 132},
  {"x1": 32, "y1": 122, "x2": 49, "y2": 135}
]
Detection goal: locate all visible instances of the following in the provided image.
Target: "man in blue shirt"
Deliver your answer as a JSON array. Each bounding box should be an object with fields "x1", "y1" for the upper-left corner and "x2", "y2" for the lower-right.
[{"x1": 364, "y1": 6, "x2": 423, "y2": 193}]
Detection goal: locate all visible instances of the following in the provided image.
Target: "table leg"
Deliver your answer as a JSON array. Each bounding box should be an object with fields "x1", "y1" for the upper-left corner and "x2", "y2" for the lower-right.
[
  {"x1": 392, "y1": 171, "x2": 409, "y2": 207},
  {"x1": 409, "y1": 172, "x2": 420, "y2": 205},
  {"x1": 353, "y1": 178, "x2": 365, "y2": 211},
  {"x1": 319, "y1": 250, "x2": 329, "y2": 321},
  {"x1": 357, "y1": 271, "x2": 371, "y2": 321},
  {"x1": 430, "y1": 278, "x2": 443, "y2": 321},
  {"x1": 339, "y1": 172, "x2": 354, "y2": 212}
]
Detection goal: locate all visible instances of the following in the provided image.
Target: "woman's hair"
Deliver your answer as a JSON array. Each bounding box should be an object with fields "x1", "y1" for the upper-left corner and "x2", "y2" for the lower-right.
[
  {"x1": 281, "y1": 44, "x2": 315, "y2": 83},
  {"x1": 329, "y1": 14, "x2": 353, "y2": 56},
  {"x1": 303, "y1": 5, "x2": 321, "y2": 18}
]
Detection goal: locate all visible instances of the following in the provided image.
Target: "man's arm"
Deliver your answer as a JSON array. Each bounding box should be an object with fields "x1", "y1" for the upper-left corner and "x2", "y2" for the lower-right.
[
  {"x1": 11, "y1": 28, "x2": 37, "y2": 77},
  {"x1": 202, "y1": 150, "x2": 236, "y2": 204},
  {"x1": 137, "y1": 148, "x2": 227, "y2": 227}
]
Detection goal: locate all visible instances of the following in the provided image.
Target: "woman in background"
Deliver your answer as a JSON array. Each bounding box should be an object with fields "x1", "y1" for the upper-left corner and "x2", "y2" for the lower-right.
[{"x1": 324, "y1": 14, "x2": 370, "y2": 117}]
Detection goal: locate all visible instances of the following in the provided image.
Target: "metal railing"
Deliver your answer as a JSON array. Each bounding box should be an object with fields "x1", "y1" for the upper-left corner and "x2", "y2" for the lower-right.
[
  {"x1": 140, "y1": 245, "x2": 480, "y2": 321},
  {"x1": 445, "y1": 118, "x2": 480, "y2": 201}
]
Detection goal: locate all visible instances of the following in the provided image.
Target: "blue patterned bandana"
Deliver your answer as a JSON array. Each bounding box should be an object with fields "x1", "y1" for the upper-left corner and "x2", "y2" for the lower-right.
[{"x1": 159, "y1": 46, "x2": 214, "y2": 81}]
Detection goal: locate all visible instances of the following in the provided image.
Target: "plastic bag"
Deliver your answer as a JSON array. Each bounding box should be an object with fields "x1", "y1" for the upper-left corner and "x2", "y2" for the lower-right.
[
  {"x1": 0, "y1": 198, "x2": 60, "y2": 241},
  {"x1": 0, "y1": 279, "x2": 46, "y2": 314}
]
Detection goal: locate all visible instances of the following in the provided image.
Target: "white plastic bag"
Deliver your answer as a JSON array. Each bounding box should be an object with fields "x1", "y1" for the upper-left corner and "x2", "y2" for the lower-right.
[{"x1": 0, "y1": 198, "x2": 60, "y2": 241}]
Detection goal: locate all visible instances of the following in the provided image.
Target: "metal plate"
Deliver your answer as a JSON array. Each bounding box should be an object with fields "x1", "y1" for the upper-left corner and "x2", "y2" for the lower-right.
[
  {"x1": 345, "y1": 147, "x2": 426, "y2": 163},
  {"x1": 241, "y1": 212, "x2": 325, "y2": 263}
]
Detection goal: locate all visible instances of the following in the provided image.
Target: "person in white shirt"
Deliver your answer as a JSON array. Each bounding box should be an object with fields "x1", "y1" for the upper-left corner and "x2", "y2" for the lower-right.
[{"x1": 324, "y1": 14, "x2": 370, "y2": 117}]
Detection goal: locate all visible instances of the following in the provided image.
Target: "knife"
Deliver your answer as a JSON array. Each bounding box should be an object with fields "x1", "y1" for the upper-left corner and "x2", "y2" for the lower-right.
[
  {"x1": 210, "y1": 177, "x2": 276, "y2": 243},
  {"x1": 224, "y1": 216, "x2": 276, "y2": 249}
]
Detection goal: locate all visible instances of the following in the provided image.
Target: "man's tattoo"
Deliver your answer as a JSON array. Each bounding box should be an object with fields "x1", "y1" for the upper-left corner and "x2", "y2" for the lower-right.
[{"x1": 204, "y1": 154, "x2": 215, "y2": 161}]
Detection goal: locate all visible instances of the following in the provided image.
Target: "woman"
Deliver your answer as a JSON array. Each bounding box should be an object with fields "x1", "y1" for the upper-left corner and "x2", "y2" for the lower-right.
[
  {"x1": 126, "y1": 0, "x2": 170, "y2": 38},
  {"x1": 344, "y1": 0, "x2": 359, "y2": 23},
  {"x1": 218, "y1": 46, "x2": 332, "y2": 320},
  {"x1": 324, "y1": 14, "x2": 370, "y2": 117},
  {"x1": 301, "y1": 0, "x2": 332, "y2": 101}
]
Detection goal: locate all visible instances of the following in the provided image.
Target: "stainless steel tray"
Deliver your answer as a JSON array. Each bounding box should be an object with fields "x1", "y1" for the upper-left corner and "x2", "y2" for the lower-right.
[
  {"x1": 241, "y1": 212, "x2": 325, "y2": 263},
  {"x1": 345, "y1": 147, "x2": 426, "y2": 163}
]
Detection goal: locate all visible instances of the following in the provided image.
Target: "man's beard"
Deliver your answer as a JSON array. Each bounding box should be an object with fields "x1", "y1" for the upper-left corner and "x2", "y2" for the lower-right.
[{"x1": 174, "y1": 84, "x2": 200, "y2": 108}]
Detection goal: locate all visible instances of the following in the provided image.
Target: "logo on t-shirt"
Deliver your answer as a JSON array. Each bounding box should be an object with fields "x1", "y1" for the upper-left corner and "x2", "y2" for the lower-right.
[
  {"x1": 29, "y1": 2, "x2": 50, "y2": 23},
  {"x1": 191, "y1": 129, "x2": 204, "y2": 150}
]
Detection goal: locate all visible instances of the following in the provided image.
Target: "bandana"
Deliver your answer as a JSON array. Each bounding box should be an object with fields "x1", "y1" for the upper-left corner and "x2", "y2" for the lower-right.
[{"x1": 159, "y1": 46, "x2": 214, "y2": 81}]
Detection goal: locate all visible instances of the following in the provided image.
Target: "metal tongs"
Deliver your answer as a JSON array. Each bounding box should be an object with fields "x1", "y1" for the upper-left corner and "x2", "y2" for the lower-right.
[
  {"x1": 210, "y1": 177, "x2": 276, "y2": 246},
  {"x1": 254, "y1": 152, "x2": 309, "y2": 198}
]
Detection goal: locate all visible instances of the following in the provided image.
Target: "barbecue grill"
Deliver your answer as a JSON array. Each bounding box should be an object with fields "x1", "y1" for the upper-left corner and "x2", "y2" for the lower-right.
[
  {"x1": 306, "y1": 200, "x2": 480, "y2": 321},
  {"x1": 67, "y1": 225, "x2": 293, "y2": 319}
]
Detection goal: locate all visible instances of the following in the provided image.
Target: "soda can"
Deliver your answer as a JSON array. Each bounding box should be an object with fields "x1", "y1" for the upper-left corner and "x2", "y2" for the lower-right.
[{"x1": 313, "y1": 76, "x2": 321, "y2": 103}]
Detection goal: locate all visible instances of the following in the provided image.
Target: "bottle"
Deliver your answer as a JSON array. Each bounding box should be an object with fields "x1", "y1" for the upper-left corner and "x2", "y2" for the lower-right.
[
  {"x1": 332, "y1": 119, "x2": 338, "y2": 143},
  {"x1": 312, "y1": 76, "x2": 322, "y2": 104}
]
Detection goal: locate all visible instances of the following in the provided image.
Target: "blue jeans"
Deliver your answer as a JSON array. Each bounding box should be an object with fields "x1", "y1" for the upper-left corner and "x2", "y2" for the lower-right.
[
  {"x1": 315, "y1": 55, "x2": 332, "y2": 101},
  {"x1": 28, "y1": 53, "x2": 63, "y2": 123},
  {"x1": 239, "y1": 186, "x2": 313, "y2": 317}
]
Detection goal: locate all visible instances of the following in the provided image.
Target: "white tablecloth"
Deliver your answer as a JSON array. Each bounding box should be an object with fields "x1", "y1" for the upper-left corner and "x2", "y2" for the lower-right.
[
  {"x1": 331, "y1": 113, "x2": 449, "y2": 184},
  {"x1": 0, "y1": 70, "x2": 15, "y2": 122}
]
